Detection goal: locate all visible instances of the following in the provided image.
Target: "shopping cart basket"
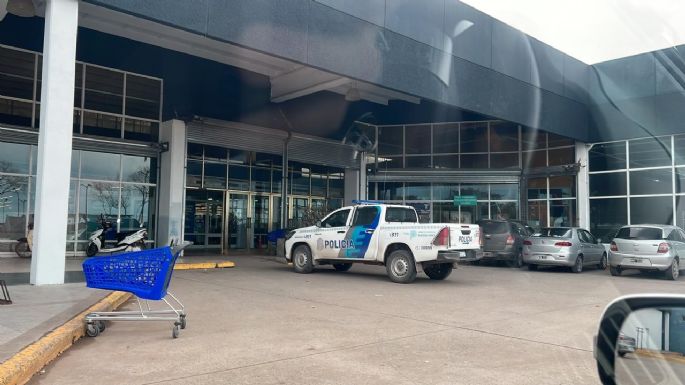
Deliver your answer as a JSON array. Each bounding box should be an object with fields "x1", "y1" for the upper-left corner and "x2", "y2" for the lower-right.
[{"x1": 82, "y1": 242, "x2": 191, "y2": 339}]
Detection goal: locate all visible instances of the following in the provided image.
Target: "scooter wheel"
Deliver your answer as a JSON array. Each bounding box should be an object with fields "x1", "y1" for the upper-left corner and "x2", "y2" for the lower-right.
[{"x1": 86, "y1": 243, "x2": 99, "y2": 257}]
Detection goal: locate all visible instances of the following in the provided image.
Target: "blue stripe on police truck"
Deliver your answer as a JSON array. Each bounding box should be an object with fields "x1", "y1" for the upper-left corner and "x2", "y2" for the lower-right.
[{"x1": 338, "y1": 208, "x2": 381, "y2": 259}]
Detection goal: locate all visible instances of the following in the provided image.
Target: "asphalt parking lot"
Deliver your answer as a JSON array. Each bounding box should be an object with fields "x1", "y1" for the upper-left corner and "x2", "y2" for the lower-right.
[{"x1": 30, "y1": 257, "x2": 685, "y2": 385}]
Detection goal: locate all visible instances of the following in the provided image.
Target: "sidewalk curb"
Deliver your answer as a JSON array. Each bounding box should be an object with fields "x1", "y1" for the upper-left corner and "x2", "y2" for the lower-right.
[
  {"x1": 635, "y1": 349, "x2": 685, "y2": 364},
  {"x1": 0, "y1": 291, "x2": 131, "y2": 385},
  {"x1": 174, "y1": 261, "x2": 235, "y2": 270}
]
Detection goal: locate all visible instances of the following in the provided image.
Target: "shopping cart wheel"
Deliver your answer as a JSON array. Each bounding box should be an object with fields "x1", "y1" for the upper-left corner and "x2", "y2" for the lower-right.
[
  {"x1": 95, "y1": 320, "x2": 106, "y2": 333},
  {"x1": 180, "y1": 315, "x2": 187, "y2": 330},
  {"x1": 86, "y1": 323, "x2": 100, "y2": 337},
  {"x1": 172, "y1": 324, "x2": 180, "y2": 339}
]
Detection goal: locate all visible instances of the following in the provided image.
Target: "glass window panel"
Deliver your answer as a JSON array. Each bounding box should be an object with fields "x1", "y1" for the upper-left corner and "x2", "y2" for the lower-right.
[
  {"x1": 405, "y1": 156, "x2": 431, "y2": 168},
  {"x1": 490, "y1": 153, "x2": 519, "y2": 169},
  {"x1": 547, "y1": 133, "x2": 574, "y2": 147},
  {"x1": 590, "y1": 172, "x2": 626, "y2": 197},
  {"x1": 187, "y1": 143, "x2": 203, "y2": 160},
  {"x1": 548, "y1": 147, "x2": 574, "y2": 166},
  {"x1": 523, "y1": 150, "x2": 546, "y2": 168},
  {"x1": 432, "y1": 155, "x2": 459, "y2": 169},
  {"x1": 69, "y1": 150, "x2": 79, "y2": 178},
  {"x1": 549, "y1": 176, "x2": 576, "y2": 198},
  {"x1": 311, "y1": 173, "x2": 327, "y2": 196},
  {"x1": 460, "y1": 184, "x2": 488, "y2": 200},
  {"x1": 252, "y1": 167, "x2": 271, "y2": 193},
  {"x1": 66, "y1": 181, "x2": 77, "y2": 247},
  {"x1": 489, "y1": 122, "x2": 518, "y2": 152},
  {"x1": 459, "y1": 203, "x2": 489, "y2": 223},
  {"x1": 0, "y1": 98, "x2": 32, "y2": 127},
  {"x1": 203, "y1": 145, "x2": 227, "y2": 162},
  {"x1": 83, "y1": 111, "x2": 122, "y2": 138},
  {"x1": 122, "y1": 155, "x2": 156, "y2": 184},
  {"x1": 84, "y1": 66, "x2": 123, "y2": 114},
  {"x1": 589, "y1": 142, "x2": 626, "y2": 171},
  {"x1": 521, "y1": 128, "x2": 546, "y2": 151},
  {"x1": 124, "y1": 119, "x2": 159, "y2": 142},
  {"x1": 527, "y1": 178, "x2": 547, "y2": 199},
  {"x1": 550, "y1": 199, "x2": 576, "y2": 227},
  {"x1": 404, "y1": 125, "x2": 430, "y2": 154},
  {"x1": 527, "y1": 200, "x2": 548, "y2": 229},
  {"x1": 329, "y1": 172, "x2": 344, "y2": 198},
  {"x1": 403, "y1": 183, "x2": 430, "y2": 200},
  {"x1": 629, "y1": 137, "x2": 671, "y2": 168},
  {"x1": 630, "y1": 169, "x2": 673, "y2": 195},
  {"x1": 80, "y1": 182, "x2": 121, "y2": 234},
  {"x1": 677, "y1": 196, "x2": 685, "y2": 230},
  {"x1": 490, "y1": 201, "x2": 518, "y2": 220},
  {"x1": 460, "y1": 153, "x2": 488, "y2": 168},
  {"x1": 0, "y1": 47, "x2": 34, "y2": 100},
  {"x1": 228, "y1": 149, "x2": 249, "y2": 165},
  {"x1": 460, "y1": 122, "x2": 488, "y2": 153},
  {"x1": 490, "y1": 184, "x2": 519, "y2": 201},
  {"x1": 675, "y1": 135, "x2": 685, "y2": 166},
  {"x1": 327, "y1": 198, "x2": 343, "y2": 210},
  {"x1": 0, "y1": 175, "x2": 28, "y2": 241},
  {"x1": 676, "y1": 168, "x2": 685, "y2": 194},
  {"x1": 203, "y1": 162, "x2": 227, "y2": 189},
  {"x1": 406, "y1": 202, "x2": 431, "y2": 223},
  {"x1": 125, "y1": 74, "x2": 160, "y2": 119},
  {"x1": 272, "y1": 170, "x2": 282, "y2": 194},
  {"x1": 378, "y1": 182, "x2": 403, "y2": 201},
  {"x1": 378, "y1": 126, "x2": 403, "y2": 155},
  {"x1": 377, "y1": 156, "x2": 403, "y2": 169},
  {"x1": 186, "y1": 160, "x2": 202, "y2": 187},
  {"x1": 119, "y1": 185, "x2": 154, "y2": 234},
  {"x1": 433, "y1": 202, "x2": 460, "y2": 223},
  {"x1": 0, "y1": 142, "x2": 30, "y2": 174},
  {"x1": 71, "y1": 109, "x2": 81, "y2": 134},
  {"x1": 80, "y1": 151, "x2": 120, "y2": 181},
  {"x1": 432, "y1": 123, "x2": 459, "y2": 154},
  {"x1": 255, "y1": 152, "x2": 282, "y2": 167},
  {"x1": 590, "y1": 198, "x2": 627, "y2": 241},
  {"x1": 291, "y1": 166, "x2": 310, "y2": 196},
  {"x1": 433, "y1": 184, "x2": 459, "y2": 200},
  {"x1": 630, "y1": 196, "x2": 673, "y2": 225},
  {"x1": 228, "y1": 165, "x2": 249, "y2": 191}
]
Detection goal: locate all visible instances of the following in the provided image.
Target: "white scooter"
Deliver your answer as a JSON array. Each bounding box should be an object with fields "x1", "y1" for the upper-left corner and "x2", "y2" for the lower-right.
[{"x1": 86, "y1": 215, "x2": 147, "y2": 257}]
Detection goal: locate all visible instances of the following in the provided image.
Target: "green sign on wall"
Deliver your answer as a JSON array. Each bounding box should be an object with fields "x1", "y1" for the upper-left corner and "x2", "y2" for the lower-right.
[{"x1": 453, "y1": 195, "x2": 477, "y2": 206}]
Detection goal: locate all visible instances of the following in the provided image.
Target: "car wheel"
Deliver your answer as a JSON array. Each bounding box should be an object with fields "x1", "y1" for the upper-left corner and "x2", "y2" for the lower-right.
[
  {"x1": 385, "y1": 249, "x2": 417, "y2": 284},
  {"x1": 609, "y1": 266, "x2": 621, "y2": 276},
  {"x1": 665, "y1": 258, "x2": 680, "y2": 281},
  {"x1": 527, "y1": 264, "x2": 538, "y2": 271},
  {"x1": 292, "y1": 245, "x2": 314, "y2": 274},
  {"x1": 423, "y1": 263, "x2": 453, "y2": 280},
  {"x1": 14, "y1": 241, "x2": 31, "y2": 258},
  {"x1": 598, "y1": 253, "x2": 608, "y2": 270},
  {"x1": 332, "y1": 263, "x2": 352, "y2": 272},
  {"x1": 571, "y1": 255, "x2": 583, "y2": 273}
]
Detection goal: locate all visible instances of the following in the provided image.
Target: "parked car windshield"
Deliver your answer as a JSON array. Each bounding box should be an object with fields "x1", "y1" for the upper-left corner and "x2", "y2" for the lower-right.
[
  {"x1": 479, "y1": 220, "x2": 509, "y2": 234},
  {"x1": 532, "y1": 228, "x2": 572, "y2": 238},
  {"x1": 614, "y1": 227, "x2": 664, "y2": 240}
]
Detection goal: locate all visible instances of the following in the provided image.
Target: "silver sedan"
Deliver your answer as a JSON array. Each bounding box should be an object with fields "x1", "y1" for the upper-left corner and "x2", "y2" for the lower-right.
[
  {"x1": 609, "y1": 224, "x2": 684, "y2": 280},
  {"x1": 522, "y1": 227, "x2": 607, "y2": 273}
]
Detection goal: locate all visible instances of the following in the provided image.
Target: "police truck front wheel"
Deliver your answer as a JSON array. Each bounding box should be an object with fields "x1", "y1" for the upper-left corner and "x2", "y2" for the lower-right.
[
  {"x1": 423, "y1": 263, "x2": 453, "y2": 280},
  {"x1": 386, "y1": 250, "x2": 417, "y2": 284},
  {"x1": 293, "y1": 245, "x2": 314, "y2": 274}
]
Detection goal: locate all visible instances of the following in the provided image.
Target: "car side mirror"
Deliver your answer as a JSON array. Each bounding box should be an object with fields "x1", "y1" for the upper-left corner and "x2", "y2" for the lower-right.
[
  {"x1": 597, "y1": 238, "x2": 602, "y2": 244},
  {"x1": 315, "y1": 220, "x2": 321, "y2": 228},
  {"x1": 595, "y1": 294, "x2": 685, "y2": 384}
]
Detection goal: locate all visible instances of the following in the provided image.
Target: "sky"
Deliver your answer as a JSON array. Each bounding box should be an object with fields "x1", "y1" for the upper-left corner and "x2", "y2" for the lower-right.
[{"x1": 460, "y1": 0, "x2": 685, "y2": 64}]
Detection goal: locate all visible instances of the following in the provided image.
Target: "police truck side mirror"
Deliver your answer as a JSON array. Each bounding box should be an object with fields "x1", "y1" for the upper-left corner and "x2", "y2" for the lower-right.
[{"x1": 316, "y1": 220, "x2": 322, "y2": 228}]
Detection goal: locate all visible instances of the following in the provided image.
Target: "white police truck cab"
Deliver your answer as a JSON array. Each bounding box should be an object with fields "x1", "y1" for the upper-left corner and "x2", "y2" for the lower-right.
[{"x1": 284, "y1": 201, "x2": 482, "y2": 283}]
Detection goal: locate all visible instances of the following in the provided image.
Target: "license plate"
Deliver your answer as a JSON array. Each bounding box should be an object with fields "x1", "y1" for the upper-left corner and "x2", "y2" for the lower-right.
[
  {"x1": 459, "y1": 235, "x2": 473, "y2": 244},
  {"x1": 630, "y1": 258, "x2": 643, "y2": 263},
  {"x1": 538, "y1": 255, "x2": 548, "y2": 260},
  {"x1": 482, "y1": 252, "x2": 493, "y2": 257}
]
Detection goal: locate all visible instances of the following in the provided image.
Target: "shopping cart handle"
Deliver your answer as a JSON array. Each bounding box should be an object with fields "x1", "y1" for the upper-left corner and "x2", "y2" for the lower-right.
[{"x1": 171, "y1": 241, "x2": 193, "y2": 257}]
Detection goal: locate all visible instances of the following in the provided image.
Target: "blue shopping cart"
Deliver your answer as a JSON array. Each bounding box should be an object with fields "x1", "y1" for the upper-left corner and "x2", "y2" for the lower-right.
[{"x1": 82, "y1": 242, "x2": 191, "y2": 339}]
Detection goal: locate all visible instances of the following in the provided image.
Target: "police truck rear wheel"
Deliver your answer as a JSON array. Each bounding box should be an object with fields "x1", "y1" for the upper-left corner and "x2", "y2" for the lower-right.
[
  {"x1": 293, "y1": 245, "x2": 314, "y2": 274},
  {"x1": 333, "y1": 263, "x2": 352, "y2": 272},
  {"x1": 423, "y1": 263, "x2": 453, "y2": 280},
  {"x1": 386, "y1": 250, "x2": 417, "y2": 284}
]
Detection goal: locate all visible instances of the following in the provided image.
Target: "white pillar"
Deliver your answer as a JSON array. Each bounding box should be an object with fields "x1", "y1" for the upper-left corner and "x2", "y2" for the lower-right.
[
  {"x1": 30, "y1": 0, "x2": 79, "y2": 285},
  {"x1": 157, "y1": 120, "x2": 187, "y2": 247},
  {"x1": 576, "y1": 141, "x2": 590, "y2": 230}
]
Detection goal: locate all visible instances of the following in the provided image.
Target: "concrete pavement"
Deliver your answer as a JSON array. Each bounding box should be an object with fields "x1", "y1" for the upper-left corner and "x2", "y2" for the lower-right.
[{"x1": 29, "y1": 257, "x2": 685, "y2": 385}]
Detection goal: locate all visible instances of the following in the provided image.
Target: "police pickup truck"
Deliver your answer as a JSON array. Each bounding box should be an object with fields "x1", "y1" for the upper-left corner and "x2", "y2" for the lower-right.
[{"x1": 284, "y1": 201, "x2": 482, "y2": 283}]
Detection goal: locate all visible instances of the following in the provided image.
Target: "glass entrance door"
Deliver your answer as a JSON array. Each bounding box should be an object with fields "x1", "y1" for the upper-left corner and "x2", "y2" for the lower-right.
[
  {"x1": 226, "y1": 193, "x2": 248, "y2": 250},
  {"x1": 252, "y1": 195, "x2": 270, "y2": 249},
  {"x1": 184, "y1": 189, "x2": 223, "y2": 250}
]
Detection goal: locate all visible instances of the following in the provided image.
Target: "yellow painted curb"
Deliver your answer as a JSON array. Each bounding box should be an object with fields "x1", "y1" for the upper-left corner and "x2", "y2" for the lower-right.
[
  {"x1": 174, "y1": 261, "x2": 235, "y2": 270},
  {"x1": 0, "y1": 291, "x2": 132, "y2": 385}
]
